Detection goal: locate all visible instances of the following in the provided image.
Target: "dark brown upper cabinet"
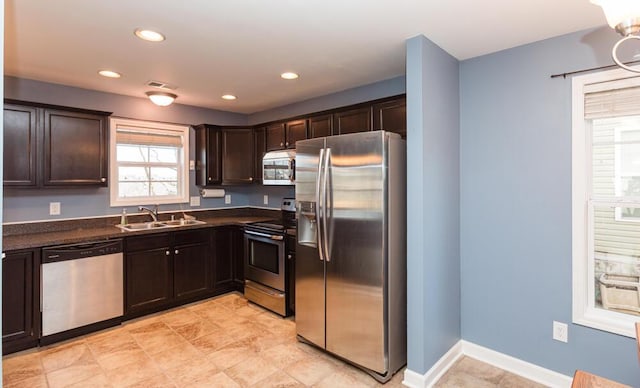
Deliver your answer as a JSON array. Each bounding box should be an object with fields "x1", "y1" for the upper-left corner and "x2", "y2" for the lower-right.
[
  {"x1": 373, "y1": 97, "x2": 406, "y2": 138},
  {"x1": 285, "y1": 120, "x2": 307, "y2": 148},
  {"x1": 195, "y1": 125, "x2": 254, "y2": 186},
  {"x1": 333, "y1": 106, "x2": 372, "y2": 135},
  {"x1": 43, "y1": 109, "x2": 108, "y2": 186},
  {"x1": 194, "y1": 124, "x2": 222, "y2": 186},
  {"x1": 265, "y1": 120, "x2": 307, "y2": 151},
  {"x1": 265, "y1": 123, "x2": 286, "y2": 151},
  {"x1": 3, "y1": 100, "x2": 111, "y2": 188},
  {"x1": 221, "y1": 128, "x2": 254, "y2": 184},
  {"x1": 308, "y1": 114, "x2": 333, "y2": 138},
  {"x1": 4, "y1": 104, "x2": 38, "y2": 186},
  {"x1": 254, "y1": 127, "x2": 266, "y2": 183}
]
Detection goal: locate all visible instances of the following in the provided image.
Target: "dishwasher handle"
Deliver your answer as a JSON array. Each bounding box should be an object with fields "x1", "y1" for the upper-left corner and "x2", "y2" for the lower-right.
[{"x1": 42, "y1": 240, "x2": 123, "y2": 263}]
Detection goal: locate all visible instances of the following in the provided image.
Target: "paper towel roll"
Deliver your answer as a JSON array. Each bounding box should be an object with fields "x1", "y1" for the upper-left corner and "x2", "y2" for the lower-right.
[{"x1": 200, "y1": 188, "x2": 225, "y2": 198}]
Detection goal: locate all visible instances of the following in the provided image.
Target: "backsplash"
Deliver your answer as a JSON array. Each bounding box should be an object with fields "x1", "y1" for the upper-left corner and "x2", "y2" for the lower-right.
[{"x1": 3, "y1": 185, "x2": 294, "y2": 223}]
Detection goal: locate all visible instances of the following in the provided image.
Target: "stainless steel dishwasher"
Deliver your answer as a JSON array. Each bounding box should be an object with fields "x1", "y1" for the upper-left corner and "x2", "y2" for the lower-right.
[{"x1": 41, "y1": 240, "x2": 123, "y2": 339}]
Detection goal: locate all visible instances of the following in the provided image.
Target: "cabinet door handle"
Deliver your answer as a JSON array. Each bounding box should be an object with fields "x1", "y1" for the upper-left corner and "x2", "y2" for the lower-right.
[
  {"x1": 280, "y1": 142, "x2": 284, "y2": 147},
  {"x1": 285, "y1": 142, "x2": 289, "y2": 146},
  {"x1": 249, "y1": 177, "x2": 253, "y2": 182},
  {"x1": 175, "y1": 249, "x2": 179, "y2": 255},
  {"x1": 287, "y1": 254, "x2": 292, "y2": 259},
  {"x1": 208, "y1": 177, "x2": 212, "y2": 181},
  {"x1": 100, "y1": 177, "x2": 106, "y2": 183},
  {"x1": 165, "y1": 250, "x2": 170, "y2": 256}
]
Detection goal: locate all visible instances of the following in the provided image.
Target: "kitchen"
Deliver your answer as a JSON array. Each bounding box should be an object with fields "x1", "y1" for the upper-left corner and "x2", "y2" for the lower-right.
[{"x1": 3, "y1": 1, "x2": 640, "y2": 388}]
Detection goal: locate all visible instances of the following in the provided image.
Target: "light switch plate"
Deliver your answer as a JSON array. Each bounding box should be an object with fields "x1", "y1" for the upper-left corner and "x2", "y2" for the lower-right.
[
  {"x1": 49, "y1": 202, "x2": 61, "y2": 215},
  {"x1": 263, "y1": 195, "x2": 269, "y2": 205},
  {"x1": 190, "y1": 196, "x2": 200, "y2": 206},
  {"x1": 225, "y1": 194, "x2": 231, "y2": 204},
  {"x1": 189, "y1": 160, "x2": 195, "y2": 170}
]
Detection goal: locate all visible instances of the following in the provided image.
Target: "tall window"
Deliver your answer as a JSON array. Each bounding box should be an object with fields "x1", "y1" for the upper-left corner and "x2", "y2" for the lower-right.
[
  {"x1": 110, "y1": 118, "x2": 190, "y2": 206},
  {"x1": 573, "y1": 69, "x2": 640, "y2": 337}
]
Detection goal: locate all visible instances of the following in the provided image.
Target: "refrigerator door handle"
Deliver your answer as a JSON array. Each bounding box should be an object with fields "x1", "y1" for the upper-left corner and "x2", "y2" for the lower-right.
[
  {"x1": 316, "y1": 148, "x2": 326, "y2": 262},
  {"x1": 322, "y1": 148, "x2": 331, "y2": 262}
]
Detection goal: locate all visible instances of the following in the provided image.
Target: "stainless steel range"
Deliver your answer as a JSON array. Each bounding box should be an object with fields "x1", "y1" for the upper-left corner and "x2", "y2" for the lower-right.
[{"x1": 244, "y1": 198, "x2": 296, "y2": 316}]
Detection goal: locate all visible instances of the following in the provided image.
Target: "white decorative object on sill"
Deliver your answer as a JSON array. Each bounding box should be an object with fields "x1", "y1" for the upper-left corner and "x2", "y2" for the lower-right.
[{"x1": 599, "y1": 273, "x2": 640, "y2": 313}]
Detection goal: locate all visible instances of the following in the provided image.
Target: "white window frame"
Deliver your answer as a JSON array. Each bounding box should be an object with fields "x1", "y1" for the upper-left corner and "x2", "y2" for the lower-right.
[
  {"x1": 572, "y1": 67, "x2": 640, "y2": 338},
  {"x1": 109, "y1": 117, "x2": 190, "y2": 207}
]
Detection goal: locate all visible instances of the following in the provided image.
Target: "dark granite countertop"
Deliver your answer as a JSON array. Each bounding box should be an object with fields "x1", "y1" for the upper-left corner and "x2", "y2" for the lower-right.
[{"x1": 3, "y1": 208, "x2": 279, "y2": 251}]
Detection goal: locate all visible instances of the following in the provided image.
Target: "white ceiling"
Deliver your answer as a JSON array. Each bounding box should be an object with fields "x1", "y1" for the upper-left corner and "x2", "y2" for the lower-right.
[{"x1": 5, "y1": 0, "x2": 606, "y2": 114}]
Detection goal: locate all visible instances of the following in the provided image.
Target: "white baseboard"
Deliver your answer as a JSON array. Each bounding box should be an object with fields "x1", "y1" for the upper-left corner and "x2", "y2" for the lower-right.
[
  {"x1": 402, "y1": 341, "x2": 463, "y2": 388},
  {"x1": 402, "y1": 340, "x2": 573, "y2": 388}
]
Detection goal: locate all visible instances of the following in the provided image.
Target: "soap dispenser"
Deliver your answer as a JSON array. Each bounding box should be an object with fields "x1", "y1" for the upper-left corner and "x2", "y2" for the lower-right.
[{"x1": 120, "y1": 209, "x2": 128, "y2": 225}]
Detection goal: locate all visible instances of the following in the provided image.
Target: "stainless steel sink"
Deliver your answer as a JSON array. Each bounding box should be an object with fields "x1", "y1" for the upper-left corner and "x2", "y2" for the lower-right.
[
  {"x1": 116, "y1": 219, "x2": 206, "y2": 231},
  {"x1": 116, "y1": 222, "x2": 169, "y2": 231},
  {"x1": 161, "y1": 219, "x2": 206, "y2": 227}
]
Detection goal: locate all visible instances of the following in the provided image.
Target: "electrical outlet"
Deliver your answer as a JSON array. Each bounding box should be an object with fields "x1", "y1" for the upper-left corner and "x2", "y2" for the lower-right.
[
  {"x1": 190, "y1": 196, "x2": 200, "y2": 206},
  {"x1": 225, "y1": 194, "x2": 231, "y2": 204},
  {"x1": 263, "y1": 195, "x2": 269, "y2": 205},
  {"x1": 189, "y1": 160, "x2": 195, "y2": 171},
  {"x1": 49, "y1": 202, "x2": 61, "y2": 215},
  {"x1": 553, "y1": 321, "x2": 568, "y2": 343}
]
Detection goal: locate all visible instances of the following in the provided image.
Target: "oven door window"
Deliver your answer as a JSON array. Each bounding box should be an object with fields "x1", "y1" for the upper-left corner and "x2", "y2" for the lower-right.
[{"x1": 249, "y1": 239, "x2": 279, "y2": 274}]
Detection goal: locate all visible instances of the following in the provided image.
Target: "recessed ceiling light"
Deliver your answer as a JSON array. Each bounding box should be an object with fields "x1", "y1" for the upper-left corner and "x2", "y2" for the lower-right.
[
  {"x1": 281, "y1": 72, "x2": 299, "y2": 80},
  {"x1": 134, "y1": 28, "x2": 165, "y2": 42},
  {"x1": 98, "y1": 70, "x2": 121, "y2": 78},
  {"x1": 221, "y1": 94, "x2": 237, "y2": 100}
]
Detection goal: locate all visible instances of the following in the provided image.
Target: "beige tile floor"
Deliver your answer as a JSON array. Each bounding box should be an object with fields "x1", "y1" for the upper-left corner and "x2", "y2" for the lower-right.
[{"x1": 2, "y1": 293, "x2": 542, "y2": 387}]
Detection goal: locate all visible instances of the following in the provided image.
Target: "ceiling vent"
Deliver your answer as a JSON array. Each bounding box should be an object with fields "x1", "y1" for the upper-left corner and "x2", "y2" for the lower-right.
[{"x1": 146, "y1": 80, "x2": 177, "y2": 90}]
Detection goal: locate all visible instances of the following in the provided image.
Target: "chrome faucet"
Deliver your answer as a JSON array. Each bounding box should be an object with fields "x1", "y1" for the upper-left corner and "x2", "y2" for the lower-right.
[{"x1": 138, "y1": 205, "x2": 159, "y2": 222}]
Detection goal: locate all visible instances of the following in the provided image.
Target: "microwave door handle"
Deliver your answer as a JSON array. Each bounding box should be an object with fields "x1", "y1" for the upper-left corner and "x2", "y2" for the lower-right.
[
  {"x1": 290, "y1": 159, "x2": 296, "y2": 182},
  {"x1": 322, "y1": 148, "x2": 331, "y2": 262},
  {"x1": 316, "y1": 148, "x2": 326, "y2": 262}
]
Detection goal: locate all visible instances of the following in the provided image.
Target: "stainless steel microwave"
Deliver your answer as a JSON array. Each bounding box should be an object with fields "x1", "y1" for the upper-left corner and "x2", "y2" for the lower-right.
[{"x1": 262, "y1": 150, "x2": 295, "y2": 185}]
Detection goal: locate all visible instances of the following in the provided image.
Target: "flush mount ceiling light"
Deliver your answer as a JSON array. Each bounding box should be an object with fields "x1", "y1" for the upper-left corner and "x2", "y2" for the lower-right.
[
  {"x1": 134, "y1": 28, "x2": 165, "y2": 42},
  {"x1": 221, "y1": 94, "x2": 237, "y2": 100},
  {"x1": 280, "y1": 72, "x2": 299, "y2": 80},
  {"x1": 146, "y1": 91, "x2": 177, "y2": 106},
  {"x1": 591, "y1": 0, "x2": 640, "y2": 73},
  {"x1": 98, "y1": 70, "x2": 121, "y2": 78}
]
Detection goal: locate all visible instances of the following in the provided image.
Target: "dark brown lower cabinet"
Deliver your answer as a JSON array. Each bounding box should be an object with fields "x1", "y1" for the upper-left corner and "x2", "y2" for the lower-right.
[
  {"x1": 126, "y1": 230, "x2": 218, "y2": 317},
  {"x1": 2, "y1": 249, "x2": 40, "y2": 355},
  {"x1": 125, "y1": 234, "x2": 173, "y2": 316},
  {"x1": 173, "y1": 230, "x2": 210, "y2": 300},
  {"x1": 212, "y1": 227, "x2": 235, "y2": 292},
  {"x1": 233, "y1": 227, "x2": 245, "y2": 289},
  {"x1": 212, "y1": 226, "x2": 245, "y2": 293}
]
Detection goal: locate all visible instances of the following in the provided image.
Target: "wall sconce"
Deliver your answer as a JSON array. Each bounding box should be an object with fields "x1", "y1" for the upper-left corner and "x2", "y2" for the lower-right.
[
  {"x1": 146, "y1": 91, "x2": 177, "y2": 106},
  {"x1": 591, "y1": 0, "x2": 640, "y2": 73}
]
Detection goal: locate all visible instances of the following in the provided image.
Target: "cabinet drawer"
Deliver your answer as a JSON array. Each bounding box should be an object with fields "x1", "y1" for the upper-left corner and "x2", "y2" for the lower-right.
[
  {"x1": 125, "y1": 233, "x2": 171, "y2": 252},
  {"x1": 174, "y1": 229, "x2": 210, "y2": 246}
]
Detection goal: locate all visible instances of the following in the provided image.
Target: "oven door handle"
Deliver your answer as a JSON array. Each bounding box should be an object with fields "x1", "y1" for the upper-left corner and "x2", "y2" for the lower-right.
[{"x1": 245, "y1": 230, "x2": 284, "y2": 241}]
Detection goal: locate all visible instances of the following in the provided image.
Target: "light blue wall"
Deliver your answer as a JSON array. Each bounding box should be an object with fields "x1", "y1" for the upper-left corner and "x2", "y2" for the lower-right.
[
  {"x1": 247, "y1": 75, "x2": 405, "y2": 124},
  {"x1": 460, "y1": 27, "x2": 638, "y2": 385},
  {"x1": 406, "y1": 35, "x2": 460, "y2": 374},
  {"x1": 3, "y1": 76, "x2": 293, "y2": 222}
]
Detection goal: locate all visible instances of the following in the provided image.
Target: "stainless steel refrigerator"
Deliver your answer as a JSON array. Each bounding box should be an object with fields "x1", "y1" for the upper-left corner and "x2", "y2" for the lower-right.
[{"x1": 295, "y1": 130, "x2": 406, "y2": 382}]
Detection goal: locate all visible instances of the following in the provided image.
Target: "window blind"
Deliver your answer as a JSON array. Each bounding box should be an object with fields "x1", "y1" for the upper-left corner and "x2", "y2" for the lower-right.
[
  {"x1": 116, "y1": 128, "x2": 182, "y2": 147},
  {"x1": 585, "y1": 86, "x2": 640, "y2": 119}
]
